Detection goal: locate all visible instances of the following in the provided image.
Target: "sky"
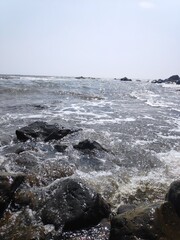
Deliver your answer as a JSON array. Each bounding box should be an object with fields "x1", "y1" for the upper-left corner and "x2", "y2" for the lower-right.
[{"x1": 0, "y1": 0, "x2": 180, "y2": 79}]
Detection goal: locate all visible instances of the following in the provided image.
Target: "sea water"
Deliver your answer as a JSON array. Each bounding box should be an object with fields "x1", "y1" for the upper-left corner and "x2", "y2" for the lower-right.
[{"x1": 0, "y1": 75, "x2": 180, "y2": 210}]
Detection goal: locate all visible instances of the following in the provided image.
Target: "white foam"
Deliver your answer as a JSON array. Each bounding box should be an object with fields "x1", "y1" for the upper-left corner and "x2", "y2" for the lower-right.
[
  {"x1": 157, "y1": 150, "x2": 180, "y2": 177},
  {"x1": 157, "y1": 133, "x2": 180, "y2": 139}
]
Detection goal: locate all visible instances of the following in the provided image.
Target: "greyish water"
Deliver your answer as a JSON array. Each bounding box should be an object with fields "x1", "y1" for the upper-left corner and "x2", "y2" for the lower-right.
[{"x1": 0, "y1": 75, "x2": 180, "y2": 209}]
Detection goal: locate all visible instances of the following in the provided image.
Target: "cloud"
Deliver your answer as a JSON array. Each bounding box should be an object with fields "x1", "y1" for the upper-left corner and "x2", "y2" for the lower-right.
[{"x1": 138, "y1": 1, "x2": 155, "y2": 9}]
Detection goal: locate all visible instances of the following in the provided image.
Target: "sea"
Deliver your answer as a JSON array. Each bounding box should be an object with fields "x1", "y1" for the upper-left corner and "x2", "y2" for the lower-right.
[{"x1": 0, "y1": 74, "x2": 180, "y2": 210}]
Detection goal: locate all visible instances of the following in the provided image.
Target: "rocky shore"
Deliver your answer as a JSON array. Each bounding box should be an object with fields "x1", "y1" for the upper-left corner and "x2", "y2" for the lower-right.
[
  {"x1": 152, "y1": 75, "x2": 180, "y2": 84},
  {"x1": 0, "y1": 121, "x2": 180, "y2": 239}
]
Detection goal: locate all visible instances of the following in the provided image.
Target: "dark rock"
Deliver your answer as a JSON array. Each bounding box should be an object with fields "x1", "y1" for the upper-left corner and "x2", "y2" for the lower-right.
[
  {"x1": 110, "y1": 203, "x2": 161, "y2": 240},
  {"x1": 167, "y1": 75, "x2": 180, "y2": 82},
  {"x1": 40, "y1": 178, "x2": 111, "y2": 231},
  {"x1": 0, "y1": 172, "x2": 25, "y2": 217},
  {"x1": 166, "y1": 180, "x2": 180, "y2": 217},
  {"x1": 152, "y1": 79, "x2": 165, "y2": 84},
  {"x1": 73, "y1": 139, "x2": 107, "y2": 152},
  {"x1": 75, "y1": 76, "x2": 86, "y2": 79},
  {"x1": 176, "y1": 79, "x2": 180, "y2": 85},
  {"x1": 110, "y1": 201, "x2": 180, "y2": 240},
  {"x1": 44, "y1": 129, "x2": 75, "y2": 142},
  {"x1": 54, "y1": 144, "x2": 68, "y2": 152},
  {"x1": 152, "y1": 75, "x2": 180, "y2": 84},
  {"x1": 114, "y1": 77, "x2": 132, "y2": 82},
  {"x1": 120, "y1": 77, "x2": 132, "y2": 82},
  {"x1": 117, "y1": 204, "x2": 136, "y2": 215},
  {"x1": 0, "y1": 209, "x2": 48, "y2": 240},
  {"x1": 62, "y1": 218, "x2": 111, "y2": 239},
  {"x1": 16, "y1": 121, "x2": 77, "y2": 142}
]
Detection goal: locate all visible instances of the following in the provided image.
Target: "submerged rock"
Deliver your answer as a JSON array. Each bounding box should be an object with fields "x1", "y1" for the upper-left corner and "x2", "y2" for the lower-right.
[
  {"x1": 16, "y1": 121, "x2": 78, "y2": 142},
  {"x1": 73, "y1": 139, "x2": 107, "y2": 152}
]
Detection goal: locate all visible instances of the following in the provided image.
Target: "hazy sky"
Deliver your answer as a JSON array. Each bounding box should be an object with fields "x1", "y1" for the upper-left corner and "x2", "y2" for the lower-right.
[{"x1": 0, "y1": 0, "x2": 180, "y2": 79}]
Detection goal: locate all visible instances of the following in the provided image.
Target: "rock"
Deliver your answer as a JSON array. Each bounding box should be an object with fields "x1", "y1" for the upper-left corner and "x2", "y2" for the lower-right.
[
  {"x1": 152, "y1": 75, "x2": 180, "y2": 84},
  {"x1": 165, "y1": 180, "x2": 180, "y2": 217},
  {"x1": 62, "y1": 218, "x2": 111, "y2": 239},
  {"x1": 152, "y1": 79, "x2": 165, "y2": 84},
  {"x1": 110, "y1": 203, "x2": 162, "y2": 240},
  {"x1": 40, "y1": 178, "x2": 111, "y2": 231},
  {"x1": 54, "y1": 144, "x2": 68, "y2": 152},
  {"x1": 0, "y1": 209, "x2": 49, "y2": 240},
  {"x1": 110, "y1": 200, "x2": 180, "y2": 240},
  {"x1": 117, "y1": 204, "x2": 136, "y2": 215},
  {"x1": 15, "y1": 178, "x2": 111, "y2": 232},
  {"x1": 166, "y1": 75, "x2": 180, "y2": 82},
  {"x1": 114, "y1": 77, "x2": 132, "y2": 82},
  {"x1": 0, "y1": 172, "x2": 25, "y2": 217},
  {"x1": 120, "y1": 77, "x2": 132, "y2": 82},
  {"x1": 75, "y1": 76, "x2": 86, "y2": 79},
  {"x1": 16, "y1": 121, "x2": 78, "y2": 142},
  {"x1": 73, "y1": 139, "x2": 107, "y2": 152}
]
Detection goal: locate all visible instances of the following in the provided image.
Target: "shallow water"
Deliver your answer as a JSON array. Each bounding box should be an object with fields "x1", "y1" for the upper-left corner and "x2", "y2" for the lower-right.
[{"x1": 1, "y1": 75, "x2": 180, "y2": 210}]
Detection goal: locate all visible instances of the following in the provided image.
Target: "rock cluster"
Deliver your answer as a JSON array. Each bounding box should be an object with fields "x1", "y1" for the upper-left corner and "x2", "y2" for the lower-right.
[
  {"x1": 152, "y1": 75, "x2": 180, "y2": 84},
  {"x1": 110, "y1": 180, "x2": 180, "y2": 240},
  {"x1": 0, "y1": 121, "x2": 180, "y2": 239},
  {"x1": 0, "y1": 121, "x2": 111, "y2": 239},
  {"x1": 114, "y1": 77, "x2": 132, "y2": 81}
]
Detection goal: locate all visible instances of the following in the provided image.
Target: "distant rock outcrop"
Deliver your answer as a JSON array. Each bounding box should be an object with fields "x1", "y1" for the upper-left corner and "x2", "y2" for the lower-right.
[
  {"x1": 152, "y1": 75, "x2": 180, "y2": 84},
  {"x1": 114, "y1": 77, "x2": 132, "y2": 81}
]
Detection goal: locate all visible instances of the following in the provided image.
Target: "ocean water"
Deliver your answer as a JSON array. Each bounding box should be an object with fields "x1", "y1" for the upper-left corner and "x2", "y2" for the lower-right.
[{"x1": 1, "y1": 75, "x2": 180, "y2": 210}]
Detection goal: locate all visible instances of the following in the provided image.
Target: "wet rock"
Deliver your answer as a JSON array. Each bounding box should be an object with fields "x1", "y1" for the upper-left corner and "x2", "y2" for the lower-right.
[
  {"x1": 0, "y1": 172, "x2": 25, "y2": 217},
  {"x1": 152, "y1": 75, "x2": 180, "y2": 84},
  {"x1": 14, "y1": 177, "x2": 111, "y2": 233},
  {"x1": 165, "y1": 180, "x2": 180, "y2": 217},
  {"x1": 166, "y1": 75, "x2": 180, "y2": 82},
  {"x1": 0, "y1": 208, "x2": 49, "y2": 240},
  {"x1": 114, "y1": 77, "x2": 132, "y2": 81},
  {"x1": 16, "y1": 121, "x2": 77, "y2": 142},
  {"x1": 120, "y1": 77, "x2": 132, "y2": 82},
  {"x1": 75, "y1": 76, "x2": 86, "y2": 79},
  {"x1": 152, "y1": 79, "x2": 164, "y2": 84},
  {"x1": 54, "y1": 144, "x2": 68, "y2": 152},
  {"x1": 73, "y1": 139, "x2": 107, "y2": 152},
  {"x1": 40, "y1": 178, "x2": 111, "y2": 231},
  {"x1": 117, "y1": 204, "x2": 136, "y2": 215},
  {"x1": 110, "y1": 200, "x2": 180, "y2": 240},
  {"x1": 0, "y1": 133, "x2": 12, "y2": 146},
  {"x1": 110, "y1": 203, "x2": 162, "y2": 240},
  {"x1": 61, "y1": 218, "x2": 111, "y2": 240}
]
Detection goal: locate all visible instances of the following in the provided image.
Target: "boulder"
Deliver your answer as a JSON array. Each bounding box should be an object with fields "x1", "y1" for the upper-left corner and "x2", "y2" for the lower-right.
[
  {"x1": 0, "y1": 172, "x2": 25, "y2": 217},
  {"x1": 152, "y1": 75, "x2": 180, "y2": 84},
  {"x1": 166, "y1": 75, "x2": 180, "y2": 82},
  {"x1": 14, "y1": 178, "x2": 111, "y2": 232},
  {"x1": 110, "y1": 180, "x2": 180, "y2": 240},
  {"x1": 40, "y1": 178, "x2": 111, "y2": 231},
  {"x1": 110, "y1": 203, "x2": 161, "y2": 240},
  {"x1": 152, "y1": 79, "x2": 165, "y2": 84},
  {"x1": 54, "y1": 144, "x2": 68, "y2": 152},
  {"x1": 165, "y1": 180, "x2": 180, "y2": 217},
  {"x1": 120, "y1": 77, "x2": 132, "y2": 82},
  {"x1": 75, "y1": 76, "x2": 86, "y2": 79},
  {"x1": 16, "y1": 121, "x2": 78, "y2": 142},
  {"x1": 73, "y1": 139, "x2": 107, "y2": 152}
]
